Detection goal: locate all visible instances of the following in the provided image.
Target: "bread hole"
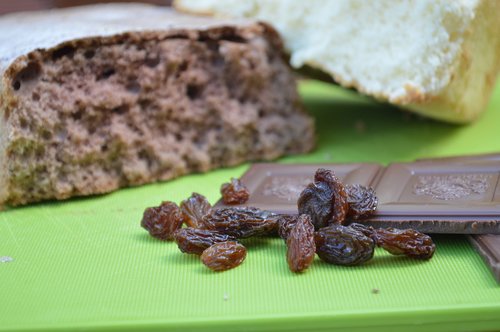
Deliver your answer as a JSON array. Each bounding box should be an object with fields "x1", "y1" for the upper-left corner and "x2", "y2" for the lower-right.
[
  {"x1": 145, "y1": 56, "x2": 160, "y2": 68},
  {"x1": 175, "y1": 133, "x2": 183, "y2": 141},
  {"x1": 97, "y1": 67, "x2": 116, "y2": 81},
  {"x1": 112, "y1": 105, "x2": 128, "y2": 115},
  {"x1": 32, "y1": 92, "x2": 40, "y2": 101},
  {"x1": 35, "y1": 146, "x2": 45, "y2": 158},
  {"x1": 213, "y1": 54, "x2": 225, "y2": 68},
  {"x1": 179, "y1": 61, "x2": 188, "y2": 72},
  {"x1": 12, "y1": 81, "x2": 21, "y2": 91},
  {"x1": 101, "y1": 144, "x2": 108, "y2": 152},
  {"x1": 19, "y1": 117, "x2": 29, "y2": 129},
  {"x1": 72, "y1": 109, "x2": 84, "y2": 121},
  {"x1": 206, "y1": 40, "x2": 219, "y2": 52},
  {"x1": 222, "y1": 35, "x2": 246, "y2": 44},
  {"x1": 52, "y1": 45, "x2": 76, "y2": 61},
  {"x1": 186, "y1": 84, "x2": 203, "y2": 100},
  {"x1": 139, "y1": 99, "x2": 151, "y2": 109},
  {"x1": 41, "y1": 130, "x2": 52, "y2": 140},
  {"x1": 84, "y1": 49, "x2": 95, "y2": 59},
  {"x1": 126, "y1": 81, "x2": 141, "y2": 94},
  {"x1": 138, "y1": 149, "x2": 153, "y2": 168},
  {"x1": 12, "y1": 61, "x2": 42, "y2": 91}
]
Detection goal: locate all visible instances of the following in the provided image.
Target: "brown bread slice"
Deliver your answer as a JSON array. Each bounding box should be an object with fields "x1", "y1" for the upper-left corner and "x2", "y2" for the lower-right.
[{"x1": 0, "y1": 4, "x2": 314, "y2": 206}]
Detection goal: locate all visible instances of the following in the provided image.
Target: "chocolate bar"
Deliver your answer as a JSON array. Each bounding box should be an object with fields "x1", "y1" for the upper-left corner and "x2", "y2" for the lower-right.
[
  {"x1": 216, "y1": 163, "x2": 382, "y2": 214},
  {"x1": 416, "y1": 153, "x2": 500, "y2": 284},
  {"x1": 367, "y1": 160, "x2": 500, "y2": 233},
  {"x1": 468, "y1": 234, "x2": 500, "y2": 283},
  {"x1": 216, "y1": 157, "x2": 500, "y2": 234}
]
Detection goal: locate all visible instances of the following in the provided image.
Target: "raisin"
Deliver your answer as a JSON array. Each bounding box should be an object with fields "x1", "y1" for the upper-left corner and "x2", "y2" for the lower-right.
[
  {"x1": 349, "y1": 222, "x2": 376, "y2": 238},
  {"x1": 201, "y1": 241, "x2": 247, "y2": 271},
  {"x1": 277, "y1": 214, "x2": 299, "y2": 242},
  {"x1": 345, "y1": 184, "x2": 378, "y2": 219},
  {"x1": 201, "y1": 207, "x2": 278, "y2": 238},
  {"x1": 141, "y1": 201, "x2": 184, "y2": 241},
  {"x1": 180, "y1": 192, "x2": 212, "y2": 228},
  {"x1": 372, "y1": 228, "x2": 435, "y2": 260},
  {"x1": 173, "y1": 227, "x2": 236, "y2": 255},
  {"x1": 349, "y1": 223, "x2": 435, "y2": 260},
  {"x1": 298, "y1": 168, "x2": 348, "y2": 229},
  {"x1": 286, "y1": 214, "x2": 316, "y2": 273},
  {"x1": 314, "y1": 224, "x2": 375, "y2": 265},
  {"x1": 220, "y1": 178, "x2": 250, "y2": 205}
]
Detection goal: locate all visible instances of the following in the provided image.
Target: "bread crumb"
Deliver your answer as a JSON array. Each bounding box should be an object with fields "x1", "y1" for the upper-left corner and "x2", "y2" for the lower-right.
[{"x1": 0, "y1": 256, "x2": 14, "y2": 263}]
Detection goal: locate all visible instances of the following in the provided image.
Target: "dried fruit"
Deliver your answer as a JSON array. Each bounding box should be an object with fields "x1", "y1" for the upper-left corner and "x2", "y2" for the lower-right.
[
  {"x1": 180, "y1": 193, "x2": 212, "y2": 228},
  {"x1": 298, "y1": 168, "x2": 348, "y2": 229},
  {"x1": 173, "y1": 227, "x2": 236, "y2": 255},
  {"x1": 141, "y1": 201, "x2": 184, "y2": 241},
  {"x1": 220, "y1": 178, "x2": 250, "y2": 205},
  {"x1": 372, "y1": 227, "x2": 435, "y2": 260},
  {"x1": 349, "y1": 223, "x2": 435, "y2": 260},
  {"x1": 345, "y1": 184, "x2": 378, "y2": 219},
  {"x1": 286, "y1": 214, "x2": 316, "y2": 273},
  {"x1": 348, "y1": 222, "x2": 376, "y2": 238},
  {"x1": 202, "y1": 207, "x2": 278, "y2": 238},
  {"x1": 201, "y1": 241, "x2": 247, "y2": 271},
  {"x1": 277, "y1": 214, "x2": 299, "y2": 242},
  {"x1": 314, "y1": 224, "x2": 375, "y2": 265}
]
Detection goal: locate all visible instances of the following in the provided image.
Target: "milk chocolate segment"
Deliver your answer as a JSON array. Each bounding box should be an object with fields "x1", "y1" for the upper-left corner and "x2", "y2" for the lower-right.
[
  {"x1": 468, "y1": 234, "x2": 500, "y2": 283},
  {"x1": 215, "y1": 163, "x2": 382, "y2": 214},
  {"x1": 363, "y1": 160, "x2": 500, "y2": 233},
  {"x1": 374, "y1": 161, "x2": 500, "y2": 216},
  {"x1": 216, "y1": 159, "x2": 500, "y2": 234}
]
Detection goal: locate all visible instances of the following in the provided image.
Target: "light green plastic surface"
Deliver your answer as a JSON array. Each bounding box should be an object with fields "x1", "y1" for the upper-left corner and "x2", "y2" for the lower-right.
[{"x1": 1, "y1": 80, "x2": 500, "y2": 332}]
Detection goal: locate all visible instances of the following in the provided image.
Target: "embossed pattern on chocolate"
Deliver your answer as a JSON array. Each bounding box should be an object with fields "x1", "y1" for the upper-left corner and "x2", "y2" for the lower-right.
[
  {"x1": 413, "y1": 174, "x2": 492, "y2": 200},
  {"x1": 262, "y1": 176, "x2": 312, "y2": 201}
]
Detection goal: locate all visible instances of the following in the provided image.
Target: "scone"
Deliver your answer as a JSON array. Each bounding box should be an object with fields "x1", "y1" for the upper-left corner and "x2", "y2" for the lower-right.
[
  {"x1": 0, "y1": 4, "x2": 314, "y2": 207},
  {"x1": 175, "y1": 0, "x2": 500, "y2": 123}
]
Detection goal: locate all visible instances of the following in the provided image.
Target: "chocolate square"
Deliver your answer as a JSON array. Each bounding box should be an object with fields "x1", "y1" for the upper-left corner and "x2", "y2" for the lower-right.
[
  {"x1": 468, "y1": 234, "x2": 500, "y2": 283},
  {"x1": 216, "y1": 163, "x2": 382, "y2": 214}
]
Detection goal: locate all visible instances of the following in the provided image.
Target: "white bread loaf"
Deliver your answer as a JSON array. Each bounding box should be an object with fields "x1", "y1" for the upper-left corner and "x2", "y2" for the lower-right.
[{"x1": 175, "y1": 0, "x2": 500, "y2": 123}]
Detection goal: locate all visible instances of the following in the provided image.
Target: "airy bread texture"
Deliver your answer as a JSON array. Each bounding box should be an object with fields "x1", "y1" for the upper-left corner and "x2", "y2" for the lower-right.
[
  {"x1": 175, "y1": 0, "x2": 500, "y2": 123},
  {"x1": 0, "y1": 4, "x2": 314, "y2": 206}
]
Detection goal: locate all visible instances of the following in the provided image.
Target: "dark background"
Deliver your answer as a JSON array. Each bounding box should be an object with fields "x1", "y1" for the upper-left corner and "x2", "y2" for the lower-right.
[{"x1": 0, "y1": 0, "x2": 171, "y2": 15}]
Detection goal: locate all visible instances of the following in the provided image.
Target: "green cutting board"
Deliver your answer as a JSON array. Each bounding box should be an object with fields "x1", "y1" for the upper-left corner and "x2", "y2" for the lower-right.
[{"x1": 1, "y1": 80, "x2": 500, "y2": 332}]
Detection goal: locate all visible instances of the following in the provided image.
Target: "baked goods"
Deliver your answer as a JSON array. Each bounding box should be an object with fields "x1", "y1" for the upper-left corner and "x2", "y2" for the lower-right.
[
  {"x1": 0, "y1": 4, "x2": 314, "y2": 206},
  {"x1": 175, "y1": 0, "x2": 500, "y2": 123}
]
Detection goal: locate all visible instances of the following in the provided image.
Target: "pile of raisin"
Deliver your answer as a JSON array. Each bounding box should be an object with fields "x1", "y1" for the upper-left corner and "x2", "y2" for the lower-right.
[{"x1": 141, "y1": 171, "x2": 436, "y2": 274}]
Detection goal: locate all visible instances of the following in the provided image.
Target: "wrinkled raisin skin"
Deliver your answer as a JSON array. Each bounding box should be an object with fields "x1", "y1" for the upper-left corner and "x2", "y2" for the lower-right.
[
  {"x1": 220, "y1": 178, "x2": 250, "y2": 205},
  {"x1": 298, "y1": 169, "x2": 348, "y2": 229},
  {"x1": 315, "y1": 224, "x2": 374, "y2": 266},
  {"x1": 141, "y1": 201, "x2": 184, "y2": 241},
  {"x1": 345, "y1": 184, "x2": 378, "y2": 219},
  {"x1": 201, "y1": 241, "x2": 247, "y2": 272},
  {"x1": 374, "y1": 228, "x2": 435, "y2": 260},
  {"x1": 286, "y1": 214, "x2": 316, "y2": 273},
  {"x1": 349, "y1": 223, "x2": 435, "y2": 260},
  {"x1": 180, "y1": 193, "x2": 212, "y2": 228},
  {"x1": 277, "y1": 214, "x2": 299, "y2": 242},
  {"x1": 173, "y1": 227, "x2": 235, "y2": 255},
  {"x1": 202, "y1": 207, "x2": 278, "y2": 238}
]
